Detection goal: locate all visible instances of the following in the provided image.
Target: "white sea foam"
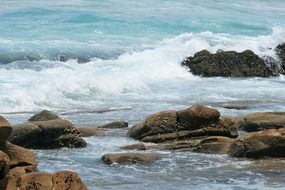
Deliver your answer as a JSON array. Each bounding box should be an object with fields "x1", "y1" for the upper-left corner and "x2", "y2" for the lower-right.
[{"x1": 0, "y1": 28, "x2": 285, "y2": 112}]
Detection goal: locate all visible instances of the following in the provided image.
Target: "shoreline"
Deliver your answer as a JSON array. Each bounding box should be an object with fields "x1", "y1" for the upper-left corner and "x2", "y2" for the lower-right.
[{"x1": 1, "y1": 105, "x2": 285, "y2": 189}]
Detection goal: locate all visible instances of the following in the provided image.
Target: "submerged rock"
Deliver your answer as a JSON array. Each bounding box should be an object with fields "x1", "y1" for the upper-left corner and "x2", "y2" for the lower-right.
[
  {"x1": 102, "y1": 153, "x2": 161, "y2": 165},
  {"x1": 229, "y1": 128, "x2": 285, "y2": 158},
  {"x1": 98, "y1": 121, "x2": 128, "y2": 129},
  {"x1": 9, "y1": 118, "x2": 86, "y2": 149},
  {"x1": 120, "y1": 143, "x2": 148, "y2": 150},
  {"x1": 182, "y1": 50, "x2": 278, "y2": 77}
]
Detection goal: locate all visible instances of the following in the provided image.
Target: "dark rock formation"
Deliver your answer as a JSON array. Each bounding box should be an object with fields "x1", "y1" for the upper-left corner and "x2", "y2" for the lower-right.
[
  {"x1": 182, "y1": 50, "x2": 278, "y2": 77},
  {"x1": 102, "y1": 153, "x2": 161, "y2": 165},
  {"x1": 275, "y1": 43, "x2": 285, "y2": 74}
]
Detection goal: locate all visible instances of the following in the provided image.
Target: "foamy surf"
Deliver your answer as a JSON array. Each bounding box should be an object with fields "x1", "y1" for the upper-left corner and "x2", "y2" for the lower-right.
[{"x1": 0, "y1": 28, "x2": 285, "y2": 113}]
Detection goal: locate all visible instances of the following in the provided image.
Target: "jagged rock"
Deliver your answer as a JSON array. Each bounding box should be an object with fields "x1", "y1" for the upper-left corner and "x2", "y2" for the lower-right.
[
  {"x1": 98, "y1": 121, "x2": 128, "y2": 129},
  {"x1": 102, "y1": 153, "x2": 161, "y2": 165},
  {"x1": 275, "y1": 43, "x2": 285, "y2": 74},
  {"x1": 229, "y1": 128, "x2": 285, "y2": 158},
  {"x1": 9, "y1": 119, "x2": 86, "y2": 149},
  {"x1": 28, "y1": 110, "x2": 60, "y2": 122},
  {"x1": 182, "y1": 49, "x2": 278, "y2": 77}
]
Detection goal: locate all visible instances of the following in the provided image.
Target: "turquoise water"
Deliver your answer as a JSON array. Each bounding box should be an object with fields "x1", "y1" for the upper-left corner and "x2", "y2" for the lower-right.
[
  {"x1": 1, "y1": 0, "x2": 285, "y2": 61},
  {"x1": 1, "y1": 1, "x2": 285, "y2": 190}
]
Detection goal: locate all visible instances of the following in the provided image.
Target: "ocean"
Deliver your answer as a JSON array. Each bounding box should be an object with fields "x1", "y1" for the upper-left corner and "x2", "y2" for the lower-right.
[{"x1": 0, "y1": 1, "x2": 285, "y2": 189}]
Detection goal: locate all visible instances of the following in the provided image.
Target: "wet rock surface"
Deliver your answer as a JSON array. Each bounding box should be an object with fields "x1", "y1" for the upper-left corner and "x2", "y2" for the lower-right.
[
  {"x1": 9, "y1": 111, "x2": 86, "y2": 149},
  {"x1": 182, "y1": 50, "x2": 279, "y2": 77},
  {"x1": 0, "y1": 115, "x2": 88, "y2": 190},
  {"x1": 98, "y1": 121, "x2": 128, "y2": 129},
  {"x1": 128, "y1": 105, "x2": 237, "y2": 143},
  {"x1": 102, "y1": 152, "x2": 161, "y2": 165},
  {"x1": 275, "y1": 43, "x2": 285, "y2": 74},
  {"x1": 229, "y1": 128, "x2": 285, "y2": 158},
  {"x1": 78, "y1": 127, "x2": 105, "y2": 137}
]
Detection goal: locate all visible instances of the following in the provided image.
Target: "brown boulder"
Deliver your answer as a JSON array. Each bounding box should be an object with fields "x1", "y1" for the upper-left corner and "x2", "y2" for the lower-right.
[
  {"x1": 8, "y1": 166, "x2": 28, "y2": 177},
  {"x1": 0, "y1": 175, "x2": 18, "y2": 190},
  {"x1": 0, "y1": 171, "x2": 88, "y2": 190},
  {"x1": 0, "y1": 151, "x2": 10, "y2": 179},
  {"x1": 128, "y1": 105, "x2": 234, "y2": 143},
  {"x1": 53, "y1": 171, "x2": 88, "y2": 190},
  {"x1": 190, "y1": 136, "x2": 234, "y2": 154},
  {"x1": 5, "y1": 142, "x2": 37, "y2": 172},
  {"x1": 9, "y1": 119, "x2": 86, "y2": 149},
  {"x1": 98, "y1": 121, "x2": 128, "y2": 129},
  {"x1": 102, "y1": 153, "x2": 161, "y2": 165},
  {"x1": 229, "y1": 128, "x2": 285, "y2": 158},
  {"x1": 128, "y1": 110, "x2": 178, "y2": 140},
  {"x1": 28, "y1": 110, "x2": 60, "y2": 122},
  {"x1": 177, "y1": 105, "x2": 220, "y2": 129},
  {"x1": 239, "y1": 112, "x2": 285, "y2": 132},
  {"x1": 0, "y1": 116, "x2": 12, "y2": 141},
  {"x1": 19, "y1": 172, "x2": 54, "y2": 190}
]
